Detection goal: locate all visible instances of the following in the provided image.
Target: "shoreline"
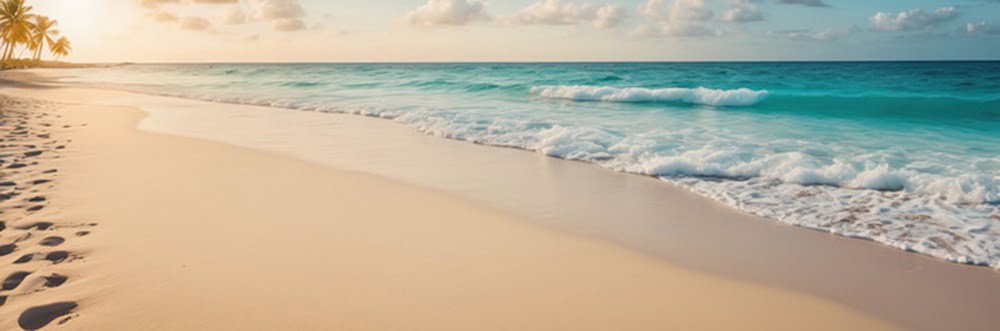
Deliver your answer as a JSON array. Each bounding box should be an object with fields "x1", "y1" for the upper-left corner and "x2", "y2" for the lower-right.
[
  {"x1": 2, "y1": 69, "x2": 999, "y2": 330},
  {"x1": 36, "y1": 65, "x2": 1000, "y2": 269},
  {"x1": 0, "y1": 77, "x2": 900, "y2": 330}
]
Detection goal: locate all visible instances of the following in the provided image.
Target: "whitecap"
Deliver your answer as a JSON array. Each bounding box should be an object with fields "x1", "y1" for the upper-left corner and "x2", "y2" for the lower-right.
[{"x1": 528, "y1": 85, "x2": 769, "y2": 107}]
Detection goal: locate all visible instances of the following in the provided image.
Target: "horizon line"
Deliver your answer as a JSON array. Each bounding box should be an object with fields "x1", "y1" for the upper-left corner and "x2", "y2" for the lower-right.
[{"x1": 76, "y1": 59, "x2": 1000, "y2": 65}]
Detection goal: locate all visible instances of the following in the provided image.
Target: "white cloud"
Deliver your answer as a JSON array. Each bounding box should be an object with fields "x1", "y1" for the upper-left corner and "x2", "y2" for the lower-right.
[
  {"x1": 667, "y1": 0, "x2": 713, "y2": 21},
  {"x1": 502, "y1": 0, "x2": 626, "y2": 30},
  {"x1": 639, "y1": 0, "x2": 713, "y2": 22},
  {"x1": 633, "y1": 23, "x2": 720, "y2": 37},
  {"x1": 139, "y1": 0, "x2": 307, "y2": 32},
  {"x1": 637, "y1": 0, "x2": 667, "y2": 20},
  {"x1": 219, "y1": 0, "x2": 308, "y2": 31},
  {"x1": 594, "y1": 5, "x2": 626, "y2": 29},
  {"x1": 775, "y1": 0, "x2": 828, "y2": 8},
  {"x1": 138, "y1": 0, "x2": 179, "y2": 9},
  {"x1": 870, "y1": 7, "x2": 959, "y2": 32},
  {"x1": 223, "y1": 7, "x2": 249, "y2": 24},
  {"x1": 147, "y1": 10, "x2": 180, "y2": 22},
  {"x1": 250, "y1": 0, "x2": 306, "y2": 21},
  {"x1": 966, "y1": 21, "x2": 1000, "y2": 35},
  {"x1": 138, "y1": 0, "x2": 238, "y2": 8},
  {"x1": 406, "y1": 0, "x2": 489, "y2": 27},
  {"x1": 636, "y1": 0, "x2": 761, "y2": 38},
  {"x1": 180, "y1": 16, "x2": 212, "y2": 31},
  {"x1": 721, "y1": 0, "x2": 762, "y2": 23},
  {"x1": 770, "y1": 26, "x2": 858, "y2": 41},
  {"x1": 272, "y1": 18, "x2": 306, "y2": 31}
]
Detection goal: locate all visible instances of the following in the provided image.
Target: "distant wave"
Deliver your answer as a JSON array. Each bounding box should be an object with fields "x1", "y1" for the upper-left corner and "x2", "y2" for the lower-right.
[
  {"x1": 529, "y1": 85, "x2": 769, "y2": 107},
  {"x1": 279, "y1": 81, "x2": 325, "y2": 88}
]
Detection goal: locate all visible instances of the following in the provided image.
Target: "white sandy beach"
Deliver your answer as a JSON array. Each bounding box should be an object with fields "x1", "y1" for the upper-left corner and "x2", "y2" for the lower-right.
[{"x1": 0, "y1": 69, "x2": 998, "y2": 330}]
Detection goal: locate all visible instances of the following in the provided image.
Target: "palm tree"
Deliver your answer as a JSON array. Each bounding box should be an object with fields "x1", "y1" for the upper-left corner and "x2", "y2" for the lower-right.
[
  {"x1": 29, "y1": 15, "x2": 57, "y2": 62},
  {"x1": 49, "y1": 35, "x2": 69, "y2": 61},
  {"x1": 0, "y1": 0, "x2": 36, "y2": 68}
]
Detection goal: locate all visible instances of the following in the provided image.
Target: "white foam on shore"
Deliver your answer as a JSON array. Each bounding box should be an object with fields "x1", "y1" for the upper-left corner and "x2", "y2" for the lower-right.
[
  {"x1": 528, "y1": 85, "x2": 769, "y2": 107},
  {"x1": 336, "y1": 110, "x2": 1000, "y2": 268}
]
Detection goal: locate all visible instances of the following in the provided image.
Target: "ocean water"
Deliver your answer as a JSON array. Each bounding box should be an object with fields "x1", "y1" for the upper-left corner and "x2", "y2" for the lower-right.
[{"x1": 61, "y1": 62, "x2": 1000, "y2": 267}]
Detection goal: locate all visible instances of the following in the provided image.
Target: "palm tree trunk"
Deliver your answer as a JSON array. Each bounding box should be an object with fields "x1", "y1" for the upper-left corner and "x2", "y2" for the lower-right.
[
  {"x1": 1, "y1": 42, "x2": 13, "y2": 69},
  {"x1": 1, "y1": 43, "x2": 8, "y2": 68},
  {"x1": 3, "y1": 41, "x2": 19, "y2": 69}
]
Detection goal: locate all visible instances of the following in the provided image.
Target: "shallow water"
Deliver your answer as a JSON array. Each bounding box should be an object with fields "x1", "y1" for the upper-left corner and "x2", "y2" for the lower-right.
[{"x1": 62, "y1": 62, "x2": 1000, "y2": 267}]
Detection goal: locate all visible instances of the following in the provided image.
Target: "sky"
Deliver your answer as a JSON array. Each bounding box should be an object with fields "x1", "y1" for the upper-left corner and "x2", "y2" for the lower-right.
[{"x1": 25, "y1": 0, "x2": 1000, "y2": 62}]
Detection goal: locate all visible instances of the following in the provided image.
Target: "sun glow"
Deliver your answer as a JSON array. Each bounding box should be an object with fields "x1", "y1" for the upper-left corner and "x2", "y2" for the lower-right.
[
  {"x1": 31, "y1": 0, "x2": 98, "y2": 39},
  {"x1": 16, "y1": 0, "x2": 143, "y2": 62}
]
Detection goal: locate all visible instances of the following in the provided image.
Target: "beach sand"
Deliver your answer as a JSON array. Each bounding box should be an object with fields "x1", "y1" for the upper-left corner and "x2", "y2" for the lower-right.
[{"x1": 0, "y1": 70, "x2": 992, "y2": 330}]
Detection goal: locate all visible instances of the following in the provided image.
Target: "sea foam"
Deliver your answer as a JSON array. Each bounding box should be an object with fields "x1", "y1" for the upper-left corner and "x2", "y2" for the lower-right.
[{"x1": 529, "y1": 85, "x2": 769, "y2": 107}]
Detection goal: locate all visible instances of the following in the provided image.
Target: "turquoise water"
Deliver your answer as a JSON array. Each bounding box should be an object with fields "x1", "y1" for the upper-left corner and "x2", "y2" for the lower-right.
[{"x1": 64, "y1": 62, "x2": 1000, "y2": 267}]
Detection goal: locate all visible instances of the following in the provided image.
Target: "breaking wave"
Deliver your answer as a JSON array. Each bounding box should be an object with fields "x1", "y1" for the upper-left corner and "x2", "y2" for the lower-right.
[{"x1": 529, "y1": 85, "x2": 769, "y2": 107}]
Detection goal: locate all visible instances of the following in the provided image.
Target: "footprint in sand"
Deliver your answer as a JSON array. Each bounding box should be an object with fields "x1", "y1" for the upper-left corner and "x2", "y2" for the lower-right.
[
  {"x1": 42, "y1": 274, "x2": 68, "y2": 288},
  {"x1": 38, "y1": 236, "x2": 65, "y2": 247},
  {"x1": 0, "y1": 243, "x2": 15, "y2": 257},
  {"x1": 13, "y1": 253, "x2": 36, "y2": 264},
  {"x1": 44, "y1": 251, "x2": 70, "y2": 264},
  {"x1": 18, "y1": 222, "x2": 53, "y2": 231},
  {"x1": 2, "y1": 271, "x2": 31, "y2": 290},
  {"x1": 17, "y1": 302, "x2": 77, "y2": 330}
]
